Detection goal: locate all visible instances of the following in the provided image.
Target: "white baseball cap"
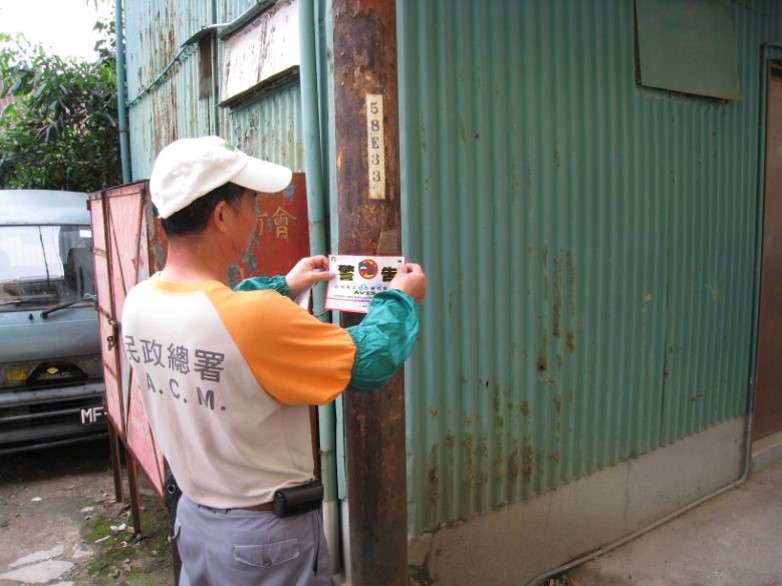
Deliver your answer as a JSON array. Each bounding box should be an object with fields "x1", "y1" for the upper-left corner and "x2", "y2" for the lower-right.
[{"x1": 149, "y1": 136, "x2": 293, "y2": 219}]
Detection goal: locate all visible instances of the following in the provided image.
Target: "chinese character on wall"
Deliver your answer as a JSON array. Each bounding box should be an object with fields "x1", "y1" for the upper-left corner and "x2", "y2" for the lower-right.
[{"x1": 272, "y1": 207, "x2": 296, "y2": 240}]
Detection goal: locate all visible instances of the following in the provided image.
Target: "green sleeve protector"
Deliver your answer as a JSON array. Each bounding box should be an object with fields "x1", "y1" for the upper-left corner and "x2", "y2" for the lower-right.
[
  {"x1": 234, "y1": 277, "x2": 419, "y2": 392},
  {"x1": 234, "y1": 275, "x2": 292, "y2": 298},
  {"x1": 345, "y1": 289, "x2": 420, "y2": 392}
]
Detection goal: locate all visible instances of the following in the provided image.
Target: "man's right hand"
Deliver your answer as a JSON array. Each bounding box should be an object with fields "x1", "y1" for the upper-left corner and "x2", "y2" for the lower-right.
[
  {"x1": 389, "y1": 263, "x2": 427, "y2": 302},
  {"x1": 285, "y1": 255, "x2": 333, "y2": 297}
]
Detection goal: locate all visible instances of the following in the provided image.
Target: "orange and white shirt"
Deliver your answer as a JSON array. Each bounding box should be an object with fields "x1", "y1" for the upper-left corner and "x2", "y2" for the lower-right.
[{"x1": 121, "y1": 274, "x2": 418, "y2": 508}]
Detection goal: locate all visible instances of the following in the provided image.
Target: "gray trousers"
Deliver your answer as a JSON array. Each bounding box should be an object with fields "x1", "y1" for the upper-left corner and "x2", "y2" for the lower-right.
[{"x1": 175, "y1": 495, "x2": 331, "y2": 586}]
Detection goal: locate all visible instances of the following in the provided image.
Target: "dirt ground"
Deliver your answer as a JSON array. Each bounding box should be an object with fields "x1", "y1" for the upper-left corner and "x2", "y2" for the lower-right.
[{"x1": 0, "y1": 439, "x2": 175, "y2": 586}]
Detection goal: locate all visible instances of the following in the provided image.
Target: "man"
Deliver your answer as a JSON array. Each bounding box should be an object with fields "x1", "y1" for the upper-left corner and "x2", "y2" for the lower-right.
[{"x1": 121, "y1": 136, "x2": 427, "y2": 585}]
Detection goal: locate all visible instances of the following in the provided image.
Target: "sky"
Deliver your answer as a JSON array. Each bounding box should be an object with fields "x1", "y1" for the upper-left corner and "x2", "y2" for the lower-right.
[{"x1": 0, "y1": 0, "x2": 112, "y2": 60}]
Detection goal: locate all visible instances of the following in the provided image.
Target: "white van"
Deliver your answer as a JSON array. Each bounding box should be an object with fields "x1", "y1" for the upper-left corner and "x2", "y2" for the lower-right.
[{"x1": 0, "y1": 190, "x2": 105, "y2": 454}]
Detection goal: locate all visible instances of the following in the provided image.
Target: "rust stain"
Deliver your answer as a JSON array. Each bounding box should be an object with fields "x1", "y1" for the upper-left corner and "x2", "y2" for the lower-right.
[
  {"x1": 428, "y1": 444, "x2": 440, "y2": 505},
  {"x1": 508, "y1": 448, "x2": 520, "y2": 479},
  {"x1": 522, "y1": 446, "x2": 534, "y2": 476},
  {"x1": 565, "y1": 332, "x2": 575, "y2": 353},
  {"x1": 553, "y1": 251, "x2": 563, "y2": 338},
  {"x1": 496, "y1": 452, "x2": 505, "y2": 479}
]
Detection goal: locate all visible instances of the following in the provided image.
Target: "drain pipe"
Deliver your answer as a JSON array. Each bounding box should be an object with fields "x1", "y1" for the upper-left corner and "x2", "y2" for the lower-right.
[
  {"x1": 211, "y1": 0, "x2": 219, "y2": 135},
  {"x1": 299, "y1": 0, "x2": 341, "y2": 575},
  {"x1": 525, "y1": 42, "x2": 782, "y2": 586},
  {"x1": 114, "y1": 0, "x2": 131, "y2": 183}
]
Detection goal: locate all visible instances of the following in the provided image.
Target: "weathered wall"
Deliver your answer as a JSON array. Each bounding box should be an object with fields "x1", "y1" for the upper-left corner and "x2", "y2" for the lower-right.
[{"x1": 398, "y1": 0, "x2": 777, "y2": 537}]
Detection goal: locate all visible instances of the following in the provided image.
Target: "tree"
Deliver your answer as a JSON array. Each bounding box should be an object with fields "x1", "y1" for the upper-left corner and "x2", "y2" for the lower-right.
[{"x1": 0, "y1": 15, "x2": 121, "y2": 192}]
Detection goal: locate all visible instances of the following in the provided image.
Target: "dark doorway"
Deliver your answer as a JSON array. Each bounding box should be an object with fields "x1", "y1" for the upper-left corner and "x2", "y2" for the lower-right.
[{"x1": 754, "y1": 62, "x2": 782, "y2": 440}]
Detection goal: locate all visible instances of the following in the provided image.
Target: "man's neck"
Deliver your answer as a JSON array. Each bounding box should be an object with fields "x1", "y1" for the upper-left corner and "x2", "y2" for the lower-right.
[{"x1": 159, "y1": 237, "x2": 230, "y2": 284}]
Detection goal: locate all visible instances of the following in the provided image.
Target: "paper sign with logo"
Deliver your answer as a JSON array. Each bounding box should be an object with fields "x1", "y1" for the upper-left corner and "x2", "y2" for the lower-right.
[{"x1": 325, "y1": 254, "x2": 405, "y2": 313}]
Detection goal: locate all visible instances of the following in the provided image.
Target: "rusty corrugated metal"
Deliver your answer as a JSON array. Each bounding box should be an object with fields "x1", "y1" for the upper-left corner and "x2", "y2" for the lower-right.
[
  {"x1": 124, "y1": 0, "x2": 212, "y2": 174},
  {"x1": 397, "y1": 0, "x2": 780, "y2": 533},
  {"x1": 125, "y1": 0, "x2": 303, "y2": 178},
  {"x1": 225, "y1": 82, "x2": 306, "y2": 171}
]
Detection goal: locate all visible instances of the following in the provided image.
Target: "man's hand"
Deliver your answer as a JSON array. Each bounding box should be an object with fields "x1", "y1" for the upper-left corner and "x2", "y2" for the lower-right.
[
  {"x1": 285, "y1": 256, "x2": 334, "y2": 297},
  {"x1": 389, "y1": 263, "x2": 427, "y2": 302}
]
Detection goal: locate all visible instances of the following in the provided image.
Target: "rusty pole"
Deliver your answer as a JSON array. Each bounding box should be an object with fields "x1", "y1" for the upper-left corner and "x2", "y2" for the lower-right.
[{"x1": 332, "y1": 1, "x2": 406, "y2": 584}]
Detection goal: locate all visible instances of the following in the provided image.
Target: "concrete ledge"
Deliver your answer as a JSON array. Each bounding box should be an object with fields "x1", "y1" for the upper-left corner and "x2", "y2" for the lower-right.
[
  {"x1": 751, "y1": 429, "x2": 782, "y2": 472},
  {"x1": 412, "y1": 417, "x2": 746, "y2": 586}
]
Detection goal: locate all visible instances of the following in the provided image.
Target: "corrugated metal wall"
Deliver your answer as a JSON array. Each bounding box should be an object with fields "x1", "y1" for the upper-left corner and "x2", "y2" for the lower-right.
[
  {"x1": 124, "y1": 0, "x2": 303, "y2": 179},
  {"x1": 125, "y1": 0, "x2": 212, "y2": 178},
  {"x1": 226, "y1": 83, "x2": 306, "y2": 172},
  {"x1": 398, "y1": 0, "x2": 780, "y2": 532}
]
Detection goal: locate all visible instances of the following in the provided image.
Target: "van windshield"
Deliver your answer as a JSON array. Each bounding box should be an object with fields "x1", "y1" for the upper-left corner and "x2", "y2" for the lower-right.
[{"x1": 0, "y1": 225, "x2": 95, "y2": 312}]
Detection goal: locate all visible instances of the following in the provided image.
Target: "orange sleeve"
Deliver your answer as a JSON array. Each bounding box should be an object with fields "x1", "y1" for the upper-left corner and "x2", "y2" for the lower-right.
[{"x1": 207, "y1": 287, "x2": 356, "y2": 405}]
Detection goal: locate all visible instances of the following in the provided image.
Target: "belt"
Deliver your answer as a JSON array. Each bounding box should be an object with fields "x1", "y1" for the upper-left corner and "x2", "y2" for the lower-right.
[{"x1": 241, "y1": 501, "x2": 274, "y2": 512}]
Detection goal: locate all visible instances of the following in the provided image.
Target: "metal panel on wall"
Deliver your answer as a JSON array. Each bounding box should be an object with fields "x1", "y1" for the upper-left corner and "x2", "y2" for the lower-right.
[{"x1": 397, "y1": 0, "x2": 775, "y2": 532}]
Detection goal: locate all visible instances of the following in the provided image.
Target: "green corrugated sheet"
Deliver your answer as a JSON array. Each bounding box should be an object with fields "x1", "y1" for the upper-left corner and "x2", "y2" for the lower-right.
[
  {"x1": 226, "y1": 82, "x2": 306, "y2": 171},
  {"x1": 398, "y1": 0, "x2": 779, "y2": 532}
]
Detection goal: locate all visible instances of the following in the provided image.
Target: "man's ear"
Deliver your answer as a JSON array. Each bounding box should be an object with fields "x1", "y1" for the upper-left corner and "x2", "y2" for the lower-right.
[{"x1": 212, "y1": 200, "x2": 230, "y2": 233}]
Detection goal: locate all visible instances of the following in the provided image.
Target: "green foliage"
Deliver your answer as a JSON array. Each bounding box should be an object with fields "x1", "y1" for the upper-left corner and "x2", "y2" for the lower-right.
[{"x1": 0, "y1": 14, "x2": 121, "y2": 192}]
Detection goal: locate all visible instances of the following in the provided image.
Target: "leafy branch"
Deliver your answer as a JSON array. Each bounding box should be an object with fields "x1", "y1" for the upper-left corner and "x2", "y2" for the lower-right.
[{"x1": 0, "y1": 13, "x2": 121, "y2": 192}]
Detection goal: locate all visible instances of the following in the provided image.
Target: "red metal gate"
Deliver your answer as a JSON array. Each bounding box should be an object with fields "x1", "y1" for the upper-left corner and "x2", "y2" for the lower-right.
[{"x1": 89, "y1": 182, "x2": 166, "y2": 529}]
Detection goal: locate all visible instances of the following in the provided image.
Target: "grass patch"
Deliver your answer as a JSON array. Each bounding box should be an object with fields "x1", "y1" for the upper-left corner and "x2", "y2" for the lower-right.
[{"x1": 78, "y1": 493, "x2": 175, "y2": 585}]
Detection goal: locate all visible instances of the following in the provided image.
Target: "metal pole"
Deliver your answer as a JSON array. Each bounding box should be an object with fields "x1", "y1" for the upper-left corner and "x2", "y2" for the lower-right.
[
  {"x1": 332, "y1": 1, "x2": 406, "y2": 584},
  {"x1": 114, "y1": 0, "x2": 131, "y2": 183}
]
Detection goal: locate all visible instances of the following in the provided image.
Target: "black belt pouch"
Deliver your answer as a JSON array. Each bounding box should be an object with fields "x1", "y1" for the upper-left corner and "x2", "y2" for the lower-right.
[
  {"x1": 273, "y1": 480, "x2": 324, "y2": 518},
  {"x1": 164, "y1": 473, "x2": 182, "y2": 536}
]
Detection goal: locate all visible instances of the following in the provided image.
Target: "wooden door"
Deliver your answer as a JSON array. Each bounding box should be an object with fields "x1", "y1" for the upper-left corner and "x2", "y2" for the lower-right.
[{"x1": 754, "y1": 62, "x2": 782, "y2": 440}]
